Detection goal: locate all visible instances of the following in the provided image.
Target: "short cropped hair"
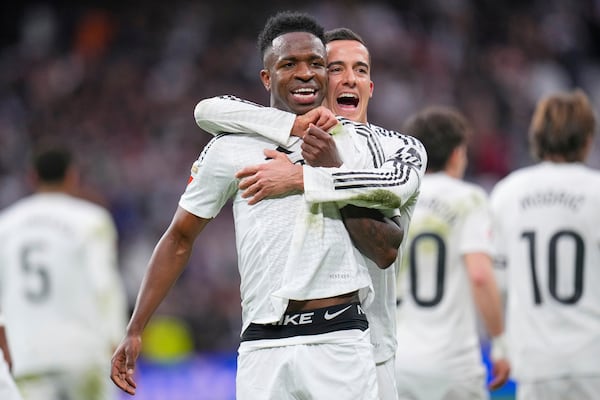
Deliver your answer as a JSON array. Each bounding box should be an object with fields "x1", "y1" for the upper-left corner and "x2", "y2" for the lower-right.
[
  {"x1": 324, "y1": 27, "x2": 370, "y2": 65},
  {"x1": 32, "y1": 142, "x2": 73, "y2": 184},
  {"x1": 257, "y1": 11, "x2": 325, "y2": 60},
  {"x1": 529, "y1": 89, "x2": 596, "y2": 162},
  {"x1": 324, "y1": 27, "x2": 366, "y2": 46},
  {"x1": 403, "y1": 106, "x2": 470, "y2": 172}
]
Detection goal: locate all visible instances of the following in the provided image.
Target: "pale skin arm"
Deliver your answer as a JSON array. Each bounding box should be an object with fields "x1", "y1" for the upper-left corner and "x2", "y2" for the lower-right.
[
  {"x1": 237, "y1": 124, "x2": 403, "y2": 268},
  {"x1": 464, "y1": 252, "x2": 510, "y2": 390},
  {"x1": 110, "y1": 207, "x2": 210, "y2": 395}
]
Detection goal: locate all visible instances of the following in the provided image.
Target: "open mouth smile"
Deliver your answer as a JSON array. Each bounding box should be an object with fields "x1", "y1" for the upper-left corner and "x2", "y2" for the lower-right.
[{"x1": 337, "y1": 93, "x2": 359, "y2": 107}]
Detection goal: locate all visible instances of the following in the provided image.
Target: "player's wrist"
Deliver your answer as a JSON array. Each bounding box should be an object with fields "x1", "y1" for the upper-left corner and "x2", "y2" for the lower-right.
[
  {"x1": 292, "y1": 165, "x2": 303, "y2": 190},
  {"x1": 125, "y1": 320, "x2": 146, "y2": 337},
  {"x1": 291, "y1": 115, "x2": 307, "y2": 137},
  {"x1": 490, "y1": 333, "x2": 508, "y2": 361}
]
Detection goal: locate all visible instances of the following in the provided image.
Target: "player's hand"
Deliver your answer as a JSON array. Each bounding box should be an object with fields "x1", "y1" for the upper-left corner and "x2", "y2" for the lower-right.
[
  {"x1": 301, "y1": 124, "x2": 342, "y2": 167},
  {"x1": 235, "y1": 149, "x2": 303, "y2": 205},
  {"x1": 488, "y1": 358, "x2": 510, "y2": 390},
  {"x1": 291, "y1": 106, "x2": 338, "y2": 137},
  {"x1": 110, "y1": 334, "x2": 142, "y2": 395}
]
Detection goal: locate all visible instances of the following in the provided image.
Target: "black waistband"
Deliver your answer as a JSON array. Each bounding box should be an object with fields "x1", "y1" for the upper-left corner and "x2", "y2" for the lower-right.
[{"x1": 241, "y1": 301, "x2": 368, "y2": 342}]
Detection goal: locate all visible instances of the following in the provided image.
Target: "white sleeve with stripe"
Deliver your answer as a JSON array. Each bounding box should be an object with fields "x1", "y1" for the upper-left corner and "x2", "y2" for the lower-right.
[
  {"x1": 193, "y1": 95, "x2": 296, "y2": 146},
  {"x1": 303, "y1": 133, "x2": 427, "y2": 210},
  {"x1": 193, "y1": 95, "x2": 427, "y2": 210}
]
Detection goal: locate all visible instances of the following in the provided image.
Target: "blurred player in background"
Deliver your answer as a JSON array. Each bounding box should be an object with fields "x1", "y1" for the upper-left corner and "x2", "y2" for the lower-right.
[
  {"x1": 194, "y1": 26, "x2": 427, "y2": 400},
  {"x1": 0, "y1": 141, "x2": 128, "y2": 400},
  {"x1": 490, "y1": 89, "x2": 600, "y2": 400},
  {"x1": 0, "y1": 308, "x2": 23, "y2": 400},
  {"x1": 395, "y1": 106, "x2": 510, "y2": 400}
]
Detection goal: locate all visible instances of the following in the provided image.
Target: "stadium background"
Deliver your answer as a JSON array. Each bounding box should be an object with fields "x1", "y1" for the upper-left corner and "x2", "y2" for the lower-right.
[{"x1": 1, "y1": 0, "x2": 599, "y2": 399}]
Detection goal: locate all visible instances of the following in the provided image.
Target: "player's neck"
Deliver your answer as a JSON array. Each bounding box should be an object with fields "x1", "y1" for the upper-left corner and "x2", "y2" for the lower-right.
[
  {"x1": 445, "y1": 146, "x2": 466, "y2": 179},
  {"x1": 37, "y1": 184, "x2": 69, "y2": 194}
]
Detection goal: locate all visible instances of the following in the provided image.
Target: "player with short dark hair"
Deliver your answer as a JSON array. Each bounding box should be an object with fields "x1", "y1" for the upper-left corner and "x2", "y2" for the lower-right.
[
  {"x1": 110, "y1": 11, "x2": 416, "y2": 399},
  {"x1": 32, "y1": 146, "x2": 72, "y2": 183},
  {"x1": 325, "y1": 27, "x2": 367, "y2": 46},
  {"x1": 194, "y1": 26, "x2": 427, "y2": 400},
  {"x1": 490, "y1": 89, "x2": 600, "y2": 400},
  {"x1": 257, "y1": 10, "x2": 325, "y2": 57},
  {"x1": 395, "y1": 106, "x2": 510, "y2": 400},
  {"x1": 0, "y1": 141, "x2": 127, "y2": 400}
]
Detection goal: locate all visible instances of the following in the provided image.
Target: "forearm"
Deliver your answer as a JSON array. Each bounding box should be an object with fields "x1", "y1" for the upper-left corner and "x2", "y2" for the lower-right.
[
  {"x1": 466, "y1": 254, "x2": 505, "y2": 336},
  {"x1": 0, "y1": 323, "x2": 11, "y2": 371},
  {"x1": 303, "y1": 135, "x2": 426, "y2": 209},
  {"x1": 194, "y1": 96, "x2": 295, "y2": 144},
  {"x1": 472, "y1": 285, "x2": 504, "y2": 336},
  {"x1": 126, "y1": 230, "x2": 195, "y2": 336},
  {"x1": 341, "y1": 206, "x2": 403, "y2": 268},
  {"x1": 304, "y1": 164, "x2": 420, "y2": 210}
]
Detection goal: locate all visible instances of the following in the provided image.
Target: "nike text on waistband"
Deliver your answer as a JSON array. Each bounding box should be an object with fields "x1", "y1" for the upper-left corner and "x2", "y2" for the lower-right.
[{"x1": 240, "y1": 302, "x2": 367, "y2": 341}]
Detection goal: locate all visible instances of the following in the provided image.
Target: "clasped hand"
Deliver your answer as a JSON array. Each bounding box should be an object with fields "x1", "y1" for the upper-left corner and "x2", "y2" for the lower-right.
[{"x1": 236, "y1": 123, "x2": 343, "y2": 205}]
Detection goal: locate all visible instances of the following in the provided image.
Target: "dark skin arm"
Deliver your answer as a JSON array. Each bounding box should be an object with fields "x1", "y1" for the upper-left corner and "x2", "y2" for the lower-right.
[
  {"x1": 111, "y1": 207, "x2": 210, "y2": 395},
  {"x1": 303, "y1": 125, "x2": 403, "y2": 268},
  {"x1": 0, "y1": 323, "x2": 12, "y2": 372}
]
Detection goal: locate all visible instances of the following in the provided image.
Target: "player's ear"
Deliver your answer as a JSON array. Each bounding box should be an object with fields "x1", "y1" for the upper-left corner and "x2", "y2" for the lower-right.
[{"x1": 260, "y1": 69, "x2": 271, "y2": 91}]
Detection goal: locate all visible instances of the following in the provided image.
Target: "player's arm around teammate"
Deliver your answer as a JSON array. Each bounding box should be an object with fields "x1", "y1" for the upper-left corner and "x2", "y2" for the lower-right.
[
  {"x1": 114, "y1": 12, "x2": 384, "y2": 399},
  {"x1": 194, "y1": 96, "x2": 421, "y2": 267}
]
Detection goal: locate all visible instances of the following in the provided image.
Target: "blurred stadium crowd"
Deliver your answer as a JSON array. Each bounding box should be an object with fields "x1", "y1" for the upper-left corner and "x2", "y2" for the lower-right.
[{"x1": 1, "y1": 0, "x2": 599, "y2": 353}]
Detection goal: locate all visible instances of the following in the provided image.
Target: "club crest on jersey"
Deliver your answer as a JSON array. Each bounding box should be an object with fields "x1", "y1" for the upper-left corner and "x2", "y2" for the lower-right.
[{"x1": 188, "y1": 161, "x2": 199, "y2": 184}]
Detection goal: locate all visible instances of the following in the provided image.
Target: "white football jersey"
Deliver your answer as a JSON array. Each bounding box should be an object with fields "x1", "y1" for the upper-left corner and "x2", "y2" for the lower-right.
[
  {"x1": 490, "y1": 162, "x2": 600, "y2": 382},
  {"x1": 193, "y1": 96, "x2": 427, "y2": 362},
  {"x1": 180, "y1": 132, "x2": 375, "y2": 335},
  {"x1": 0, "y1": 193, "x2": 127, "y2": 377},
  {"x1": 395, "y1": 173, "x2": 492, "y2": 379}
]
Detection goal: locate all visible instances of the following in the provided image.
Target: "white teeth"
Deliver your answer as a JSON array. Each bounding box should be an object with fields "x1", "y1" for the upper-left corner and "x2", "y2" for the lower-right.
[
  {"x1": 339, "y1": 93, "x2": 357, "y2": 99},
  {"x1": 294, "y1": 88, "x2": 315, "y2": 94}
]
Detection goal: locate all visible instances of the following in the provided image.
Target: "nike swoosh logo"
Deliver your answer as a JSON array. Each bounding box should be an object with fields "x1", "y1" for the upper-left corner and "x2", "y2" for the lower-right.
[{"x1": 323, "y1": 305, "x2": 353, "y2": 320}]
